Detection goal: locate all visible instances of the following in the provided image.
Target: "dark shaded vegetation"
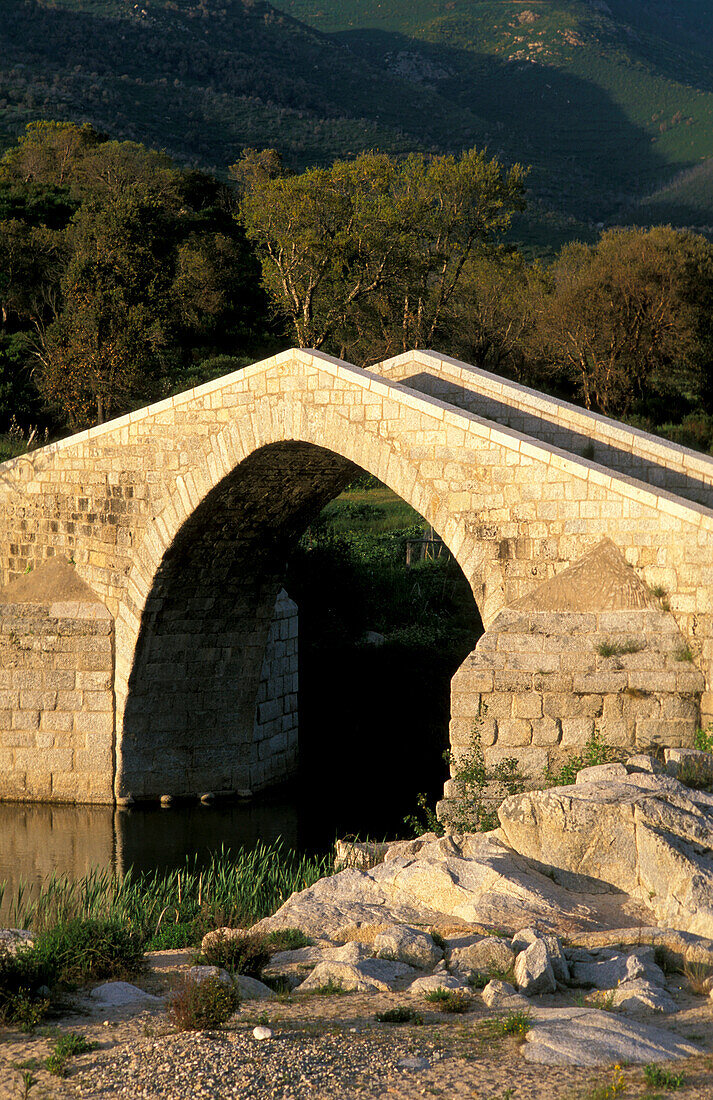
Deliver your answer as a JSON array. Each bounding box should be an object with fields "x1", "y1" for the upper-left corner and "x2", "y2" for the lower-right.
[
  {"x1": 0, "y1": 918, "x2": 143, "y2": 1028},
  {"x1": 284, "y1": 482, "x2": 483, "y2": 837},
  {"x1": 3, "y1": 0, "x2": 713, "y2": 236}
]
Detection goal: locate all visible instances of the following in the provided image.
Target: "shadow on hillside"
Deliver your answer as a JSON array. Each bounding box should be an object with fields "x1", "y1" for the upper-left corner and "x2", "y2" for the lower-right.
[{"x1": 0, "y1": 1, "x2": 699, "y2": 226}]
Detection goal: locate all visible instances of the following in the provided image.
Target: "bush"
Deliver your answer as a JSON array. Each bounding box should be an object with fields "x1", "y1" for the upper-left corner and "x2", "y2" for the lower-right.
[
  {"x1": 375, "y1": 1006, "x2": 423, "y2": 1024},
  {"x1": 0, "y1": 947, "x2": 53, "y2": 1029},
  {"x1": 201, "y1": 930, "x2": 271, "y2": 978},
  {"x1": 31, "y1": 918, "x2": 144, "y2": 985},
  {"x1": 168, "y1": 976, "x2": 240, "y2": 1031}
]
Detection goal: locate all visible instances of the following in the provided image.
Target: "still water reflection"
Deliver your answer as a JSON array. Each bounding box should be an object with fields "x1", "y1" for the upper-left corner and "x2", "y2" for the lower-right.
[{"x1": 0, "y1": 793, "x2": 308, "y2": 920}]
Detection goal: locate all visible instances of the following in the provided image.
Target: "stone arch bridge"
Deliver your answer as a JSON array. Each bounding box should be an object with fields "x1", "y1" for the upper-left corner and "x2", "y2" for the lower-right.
[{"x1": 1, "y1": 349, "x2": 712, "y2": 805}]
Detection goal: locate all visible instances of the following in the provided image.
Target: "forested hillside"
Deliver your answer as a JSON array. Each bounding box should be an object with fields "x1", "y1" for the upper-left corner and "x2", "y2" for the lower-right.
[{"x1": 1, "y1": 0, "x2": 712, "y2": 246}]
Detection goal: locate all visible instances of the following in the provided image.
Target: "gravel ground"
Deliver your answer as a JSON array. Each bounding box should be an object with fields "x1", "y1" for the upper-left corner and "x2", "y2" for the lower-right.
[{"x1": 2, "y1": 971, "x2": 713, "y2": 1099}]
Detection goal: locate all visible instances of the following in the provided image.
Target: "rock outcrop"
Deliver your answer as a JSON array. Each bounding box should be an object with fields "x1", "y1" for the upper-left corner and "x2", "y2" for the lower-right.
[{"x1": 498, "y1": 766, "x2": 713, "y2": 937}]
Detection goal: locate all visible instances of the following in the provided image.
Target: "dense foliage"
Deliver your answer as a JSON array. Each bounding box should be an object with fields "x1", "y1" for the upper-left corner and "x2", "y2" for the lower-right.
[
  {"x1": 0, "y1": 120, "x2": 273, "y2": 431},
  {"x1": 2, "y1": 120, "x2": 713, "y2": 448}
]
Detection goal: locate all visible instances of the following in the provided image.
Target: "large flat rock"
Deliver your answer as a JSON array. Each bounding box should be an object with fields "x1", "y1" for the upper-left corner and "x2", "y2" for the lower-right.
[
  {"x1": 523, "y1": 1007, "x2": 702, "y2": 1066},
  {"x1": 255, "y1": 833, "x2": 649, "y2": 940}
]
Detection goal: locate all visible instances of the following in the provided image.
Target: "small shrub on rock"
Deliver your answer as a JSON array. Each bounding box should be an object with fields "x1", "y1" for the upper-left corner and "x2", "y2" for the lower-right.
[
  {"x1": 201, "y1": 930, "x2": 271, "y2": 977},
  {"x1": 169, "y1": 975, "x2": 240, "y2": 1031}
]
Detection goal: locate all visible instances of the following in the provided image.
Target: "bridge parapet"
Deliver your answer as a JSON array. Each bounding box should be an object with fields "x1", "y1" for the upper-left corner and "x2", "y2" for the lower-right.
[{"x1": 374, "y1": 350, "x2": 713, "y2": 508}]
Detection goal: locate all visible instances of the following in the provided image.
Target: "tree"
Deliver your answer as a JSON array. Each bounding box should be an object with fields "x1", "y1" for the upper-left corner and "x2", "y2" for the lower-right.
[
  {"x1": 0, "y1": 120, "x2": 100, "y2": 188},
  {"x1": 240, "y1": 148, "x2": 526, "y2": 361},
  {"x1": 34, "y1": 193, "x2": 172, "y2": 427},
  {"x1": 445, "y1": 248, "x2": 544, "y2": 383},
  {"x1": 534, "y1": 227, "x2": 713, "y2": 418}
]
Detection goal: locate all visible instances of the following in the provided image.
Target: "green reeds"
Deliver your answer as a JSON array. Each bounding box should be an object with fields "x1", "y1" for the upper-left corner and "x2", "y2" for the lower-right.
[{"x1": 2, "y1": 841, "x2": 331, "y2": 947}]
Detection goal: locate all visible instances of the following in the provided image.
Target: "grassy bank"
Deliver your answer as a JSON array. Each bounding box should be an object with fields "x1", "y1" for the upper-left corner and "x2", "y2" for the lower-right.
[{"x1": 0, "y1": 841, "x2": 331, "y2": 950}]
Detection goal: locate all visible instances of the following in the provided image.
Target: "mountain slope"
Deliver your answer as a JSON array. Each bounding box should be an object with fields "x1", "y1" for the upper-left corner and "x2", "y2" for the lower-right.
[
  {"x1": 0, "y1": 0, "x2": 487, "y2": 172},
  {"x1": 0, "y1": 0, "x2": 711, "y2": 239},
  {"x1": 274, "y1": 0, "x2": 713, "y2": 228}
]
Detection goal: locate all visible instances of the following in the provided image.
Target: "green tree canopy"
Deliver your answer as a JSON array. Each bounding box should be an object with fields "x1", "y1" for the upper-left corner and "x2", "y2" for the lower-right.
[
  {"x1": 534, "y1": 226, "x2": 713, "y2": 418},
  {"x1": 240, "y1": 148, "x2": 526, "y2": 362}
]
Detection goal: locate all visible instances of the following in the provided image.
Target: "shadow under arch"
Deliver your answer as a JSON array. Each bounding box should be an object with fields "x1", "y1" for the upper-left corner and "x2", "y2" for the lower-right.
[{"x1": 119, "y1": 439, "x2": 482, "y2": 803}]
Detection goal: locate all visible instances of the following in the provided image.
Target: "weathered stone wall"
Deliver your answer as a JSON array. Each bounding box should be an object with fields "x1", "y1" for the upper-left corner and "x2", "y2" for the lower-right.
[
  {"x1": 252, "y1": 588, "x2": 299, "y2": 792},
  {"x1": 0, "y1": 598, "x2": 114, "y2": 803},
  {"x1": 446, "y1": 608, "x2": 702, "y2": 789}
]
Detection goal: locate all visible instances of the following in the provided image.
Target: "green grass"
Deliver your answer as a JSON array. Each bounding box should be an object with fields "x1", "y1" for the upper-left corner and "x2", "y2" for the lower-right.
[
  {"x1": 0, "y1": 842, "x2": 332, "y2": 948},
  {"x1": 424, "y1": 987, "x2": 473, "y2": 1013},
  {"x1": 643, "y1": 1064, "x2": 685, "y2": 1091},
  {"x1": 45, "y1": 1032, "x2": 97, "y2": 1077}
]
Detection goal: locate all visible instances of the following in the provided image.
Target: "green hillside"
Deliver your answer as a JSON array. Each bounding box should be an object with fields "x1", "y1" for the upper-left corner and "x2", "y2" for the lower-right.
[
  {"x1": 1, "y1": 0, "x2": 712, "y2": 238},
  {"x1": 274, "y1": 0, "x2": 713, "y2": 227}
]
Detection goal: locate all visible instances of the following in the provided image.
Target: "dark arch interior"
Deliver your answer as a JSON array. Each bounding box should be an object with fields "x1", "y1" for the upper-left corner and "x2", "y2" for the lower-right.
[{"x1": 121, "y1": 441, "x2": 482, "y2": 837}]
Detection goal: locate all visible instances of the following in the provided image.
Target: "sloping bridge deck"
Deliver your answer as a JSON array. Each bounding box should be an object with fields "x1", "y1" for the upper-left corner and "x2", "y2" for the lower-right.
[{"x1": 0, "y1": 348, "x2": 712, "y2": 803}]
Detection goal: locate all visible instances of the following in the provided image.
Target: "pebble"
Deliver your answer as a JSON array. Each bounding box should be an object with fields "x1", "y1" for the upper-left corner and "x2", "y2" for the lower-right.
[{"x1": 252, "y1": 1025, "x2": 273, "y2": 1040}]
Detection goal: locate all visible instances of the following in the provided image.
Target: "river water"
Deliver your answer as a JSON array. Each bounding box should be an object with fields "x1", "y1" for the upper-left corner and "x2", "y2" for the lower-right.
[{"x1": 0, "y1": 644, "x2": 456, "y2": 918}]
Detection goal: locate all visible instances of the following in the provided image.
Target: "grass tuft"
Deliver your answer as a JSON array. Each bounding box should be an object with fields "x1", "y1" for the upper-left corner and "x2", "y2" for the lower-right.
[
  {"x1": 45, "y1": 1032, "x2": 97, "y2": 1077},
  {"x1": 643, "y1": 1063, "x2": 685, "y2": 1090},
  {"x1": 168, "y1": 975, "x2": 240, "y2": 1031},
  {"x1": 424, "y1": 987, "x2": 473, "y2": 1013}
]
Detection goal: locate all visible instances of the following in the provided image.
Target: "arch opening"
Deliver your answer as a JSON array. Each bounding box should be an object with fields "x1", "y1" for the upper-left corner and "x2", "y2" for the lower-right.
[{"x1": 119, "y1": 440, "x2": 482, "y2": 819}]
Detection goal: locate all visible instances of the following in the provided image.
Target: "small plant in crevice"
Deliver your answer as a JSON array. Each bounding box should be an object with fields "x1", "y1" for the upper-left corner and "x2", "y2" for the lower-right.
[
  {"x1": 596, "y1": 639, "x2": 644, "y2": 658},
  {"x1": 682, "y1": 960, "x2": 713, "y2": 995},
  {"x1": 648, "y1": 584, "x2": 671, "y2": 610},
  {"x1": 543, "y1": 729, "x2": 615, "y2": 787},
  {"x1": 405, "y1": 714, "x2": 525, "y2": 836},
  {"x1": 694, "y1": 723, "x2": 713, "y2": 753},
  {"x1": 168, "y1": 975, "x2": 240, "y2": 1031},
  {"x1": 375, "y1": 1006, "x2": 423, "y2": 1024},
  {"x1": 424, "y1": 988, "x2": 473, "y2": 1014},
  {"x1": 429, "y1": 929, "x2": 447, "y2": 953},
  {"x1": 674, "y1": 643, "x2": 695, "y2": 663}
]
